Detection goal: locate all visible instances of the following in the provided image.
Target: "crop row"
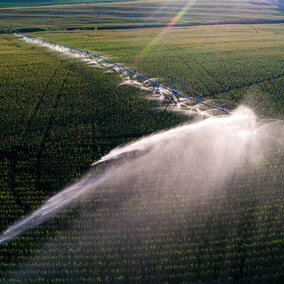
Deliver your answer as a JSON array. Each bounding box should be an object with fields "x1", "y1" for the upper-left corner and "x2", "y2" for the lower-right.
[{"x1": 1, "y1": 22, "x2": 283, "y2": 282}]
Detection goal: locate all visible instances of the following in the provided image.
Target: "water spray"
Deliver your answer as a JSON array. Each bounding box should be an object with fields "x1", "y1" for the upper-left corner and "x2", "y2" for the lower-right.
[
  {"x1": 0, "y1": 106, "x2": 282, "y2": 245},
  {"x1": 8, "y1": 27, "x2": 229, "y2": 114}
]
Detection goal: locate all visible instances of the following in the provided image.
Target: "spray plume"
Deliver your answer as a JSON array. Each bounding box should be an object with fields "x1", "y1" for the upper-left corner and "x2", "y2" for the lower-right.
[
  {"x1": 18, "y1": 34, "x2": 228, "y2": 116},
  {"x1": 0, "y1": 106, "x2": 283, "y2": 245}
]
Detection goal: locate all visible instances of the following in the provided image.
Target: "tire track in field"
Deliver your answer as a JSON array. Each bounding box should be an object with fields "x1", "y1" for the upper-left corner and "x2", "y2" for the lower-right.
[
  {"x1": 22, "y1": 9, "x2": 63, "y2": 139},
  {"x1": 132, "y1": 7, "x2": 282, "y2": 102},
  {"x1": 23, "y1": 9, "x2": 99, "y2": 141},
  {"x1": 33, "y1": 23, "x2": 97, "y2": 193},
  {"x1": 167, "y1": 5, "x2": 224, "y2": 90},
  {"x1": 211, "y1": 73, "x2": 284, "y2": 97},
  {"x1": 35, "y1": 68, "x2": 72, "y2": 192},
  {"x1": 23, "y1": 67, "x2": 60, "y2": 138},
  {"x1": 131, "y1": 7, "x2": 223, "y2": 94},
  {"x1": 24, "y1": 9, "x2": 98, "y2": 139},
  {"x1": 2, "y1": 37, "x2": 63, "y2": 211},
  {"x1": 3, "y1": 14, "x2": 65, "y2": 211}
]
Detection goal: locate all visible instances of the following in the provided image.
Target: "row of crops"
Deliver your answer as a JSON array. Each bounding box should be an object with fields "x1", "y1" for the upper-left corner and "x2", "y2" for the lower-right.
[
  {"x1": 32, "y1": 24, "x2": 284, "y2": 119},
  {"x1": 0, "y1": 33, "x2": 186, "y2": 281},
  {"x1": 0, "y1": 22, "x2": 283, "y2": 282},
  {"x1": 1, "y1": 0, "x2": 284, "y2": 30},
  {"x1": 1, "y1": 150, "x2": 283, "y2": 282}
]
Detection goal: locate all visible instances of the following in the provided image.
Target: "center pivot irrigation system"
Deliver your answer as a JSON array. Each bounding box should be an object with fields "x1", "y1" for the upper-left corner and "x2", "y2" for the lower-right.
[{"x1": 8, "y1": 27, "x2": 229, "y2": 114}]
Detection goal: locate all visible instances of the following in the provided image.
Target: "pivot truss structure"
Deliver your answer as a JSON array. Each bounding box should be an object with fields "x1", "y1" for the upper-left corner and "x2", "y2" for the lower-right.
[{"x1": 8, "y1": 27, "x2": 229, "y2": 114}]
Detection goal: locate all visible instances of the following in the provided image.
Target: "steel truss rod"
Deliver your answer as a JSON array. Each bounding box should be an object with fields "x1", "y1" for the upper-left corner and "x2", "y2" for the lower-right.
[{"x1": 8, "y1": 27, "x2": 229, "y2": 114}]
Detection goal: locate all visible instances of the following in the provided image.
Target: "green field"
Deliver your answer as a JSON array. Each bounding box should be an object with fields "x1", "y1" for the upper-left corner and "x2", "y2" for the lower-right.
[
  {"x1": 0, "y1": 0, "x2": 136, "y2": 9},
  {"x1": 0, "y1": 0, "x2": 284, "y2": 32},
  {"x1": 0, "y1": 32, "x2": 187, "y2": 281},
  {"x1": 30, "y1": 23, "x2": 284, "y2": 118},
  {"x1": 0, "y1": 0, "x2": 283, "y2": 282}
]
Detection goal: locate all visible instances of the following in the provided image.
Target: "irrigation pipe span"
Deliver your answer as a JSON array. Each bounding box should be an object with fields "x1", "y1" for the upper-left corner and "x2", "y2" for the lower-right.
[{"x1": 8, "y1": 27, "x2": 229, "y2": 114}]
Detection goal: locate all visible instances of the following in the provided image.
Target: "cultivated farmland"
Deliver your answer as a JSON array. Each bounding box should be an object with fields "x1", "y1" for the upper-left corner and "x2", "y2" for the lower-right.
[{"x1": 0, "y1": 0, "x2": 283, "y2": 282}]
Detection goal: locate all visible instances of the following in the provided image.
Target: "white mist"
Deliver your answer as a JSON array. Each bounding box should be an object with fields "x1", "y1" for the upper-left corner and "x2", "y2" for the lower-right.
[{"x1": 1, "y1": 106, "x2": 283, "y2": 245}]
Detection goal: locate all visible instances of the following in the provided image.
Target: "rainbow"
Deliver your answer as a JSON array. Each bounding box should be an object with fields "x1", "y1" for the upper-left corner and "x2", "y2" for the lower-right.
[{"x1": 134, "y1": 0, "x2": 197, "y2": 64}]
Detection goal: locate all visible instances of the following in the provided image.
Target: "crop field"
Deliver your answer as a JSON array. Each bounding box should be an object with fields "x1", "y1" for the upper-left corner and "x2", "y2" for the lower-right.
[
  {"x1": 32, "y1": 23, "x2": 284, "y2": 118},
  {"x1": 0, "y1": 0, "x2": 284, "y2": 32},
  {"x1": 0, "y1": 32, "x2": 186, "y2": 280},
  {"x1": 0, "y1": 0, "x2": 136, "y2": 9},
  {"x1": 0, "y1": 0, "x2": 283, "y2": 283}
]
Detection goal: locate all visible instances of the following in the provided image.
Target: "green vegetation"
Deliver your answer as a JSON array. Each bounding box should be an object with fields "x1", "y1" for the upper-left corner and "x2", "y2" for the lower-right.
[
  {"x1": 34, "y1": 24, "x2": 284, "y2": 118},
  {"x1": 1, "y1": 151, "x2": 284, "y2": 282},
  {"x1": 0, "y1": 0, "x2": 135, "y2": 9},
  {"x1": 0, "y1": 0, "x2": 283, "y2": 31},
  {"x1": 0, "y1": 0, "x2": 283, "y2": 282},
  {"x1": 0, "y1": 32, "x2": 186, "y2": 280}
]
